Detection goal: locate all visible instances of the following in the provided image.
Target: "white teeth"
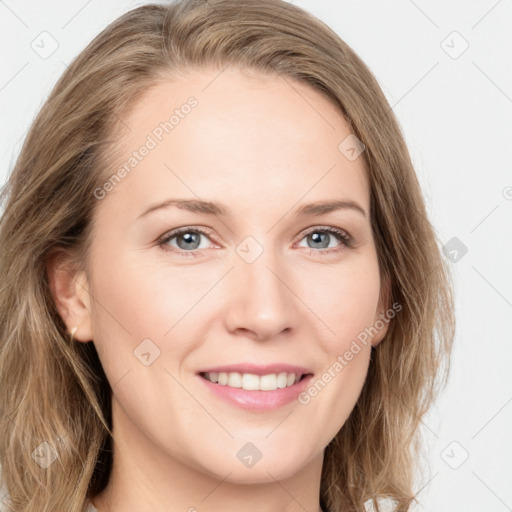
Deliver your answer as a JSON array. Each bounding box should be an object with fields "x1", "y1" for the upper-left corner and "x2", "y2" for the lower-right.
[
  {"x1": 276, "y1": 372, "x2": 288, "y2": 388},
  {"x1": 228, "y1": 372, "x2": 242, "y2": 388},
  {"x1": 203, "y1": 371, "x2": 303, "y2": 391},
  {"x1": 260, "y1": 374, "x2": 277, "y2": 390},
  {"x1": 242, "y1": 373, "x2": 259, "y2": 390}
]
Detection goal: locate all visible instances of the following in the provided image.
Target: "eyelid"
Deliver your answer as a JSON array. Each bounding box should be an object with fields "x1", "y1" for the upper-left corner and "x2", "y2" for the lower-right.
[
  {"x1": 296, "y1": 225, "x2": 355, "y2": 253},
  {"x1": 298, "y1": 224, "x2": 353, "y2": 243},
  {"x1": 157, "y1": 224, "x2": 355, "y2": 256},
  {"x1": 156, "y1": 226, "x2": 217, "y2": 252}
]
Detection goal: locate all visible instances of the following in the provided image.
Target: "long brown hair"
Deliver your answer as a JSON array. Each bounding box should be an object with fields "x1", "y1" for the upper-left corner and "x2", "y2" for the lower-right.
[{"x1": 0, "y1": 1, "x2": 455, "y2": 510}]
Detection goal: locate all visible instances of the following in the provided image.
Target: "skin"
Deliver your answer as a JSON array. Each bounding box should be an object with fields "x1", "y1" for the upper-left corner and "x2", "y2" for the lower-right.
[{"x1": 48, "y1": 66, "x2": 390, "y2": 512}]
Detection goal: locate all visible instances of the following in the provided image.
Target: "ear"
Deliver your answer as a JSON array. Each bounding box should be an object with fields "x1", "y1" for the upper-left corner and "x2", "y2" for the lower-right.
[
  {"x1": 46, "y1": 248, "x2": 94, "y2": 342},
  {"x1": 371, "y1": 272, "x2": 392, "y2": 347}
]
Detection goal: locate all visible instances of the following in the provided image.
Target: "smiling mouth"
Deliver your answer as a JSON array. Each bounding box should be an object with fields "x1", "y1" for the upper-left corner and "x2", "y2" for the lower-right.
[{"x1": 199, "y1": 371, "x2": 311, "y2": 391}]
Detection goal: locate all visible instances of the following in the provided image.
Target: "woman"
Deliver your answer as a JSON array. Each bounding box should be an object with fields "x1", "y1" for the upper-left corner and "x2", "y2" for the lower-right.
[{"x1": 0, "y1": 1, "x2": 455, "y2": 511}]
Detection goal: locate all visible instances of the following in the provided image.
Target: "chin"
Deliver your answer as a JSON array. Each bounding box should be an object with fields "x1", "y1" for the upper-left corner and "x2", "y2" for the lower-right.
[{"x1": 196, "y1": 446, "x2": 316, "y2": 484}]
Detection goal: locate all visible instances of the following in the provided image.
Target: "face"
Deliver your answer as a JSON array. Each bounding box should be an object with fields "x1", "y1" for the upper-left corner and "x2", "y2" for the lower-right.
[{"x1": 64, "y1": 66, "x2": 389, "y2": 484}]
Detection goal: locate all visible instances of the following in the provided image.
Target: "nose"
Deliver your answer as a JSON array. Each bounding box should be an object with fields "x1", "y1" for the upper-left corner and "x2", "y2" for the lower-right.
[{"x1": 223, "y1": 246, "x2": 299, "y2": 342}]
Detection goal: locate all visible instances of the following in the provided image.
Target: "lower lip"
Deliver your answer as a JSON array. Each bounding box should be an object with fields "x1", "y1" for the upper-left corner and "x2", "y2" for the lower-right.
[{"x1": 197, "y1": 373, "x2": 314, "y2": 412}]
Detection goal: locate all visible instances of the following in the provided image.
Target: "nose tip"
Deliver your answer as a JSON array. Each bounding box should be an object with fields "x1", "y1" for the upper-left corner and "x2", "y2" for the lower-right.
[{"x1": 223, "y1": 256, "x2": 296, "y2": 341}]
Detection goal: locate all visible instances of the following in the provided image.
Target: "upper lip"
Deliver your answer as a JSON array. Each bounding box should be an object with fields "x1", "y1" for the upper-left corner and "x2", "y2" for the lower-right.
[{"x1": 197, "y1": 363, "x2": 313, "y2": 376}]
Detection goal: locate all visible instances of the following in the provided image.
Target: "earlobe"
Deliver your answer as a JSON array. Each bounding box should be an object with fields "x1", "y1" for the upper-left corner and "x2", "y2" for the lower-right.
[{"x1": 46, "y1": 249, "x2": 94, "y2": 342}]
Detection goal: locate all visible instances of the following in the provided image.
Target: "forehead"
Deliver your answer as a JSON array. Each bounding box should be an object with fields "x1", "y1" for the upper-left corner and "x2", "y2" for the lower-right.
[{"x1": 100, "y1": 66, "x2": 370, "y2": 217}]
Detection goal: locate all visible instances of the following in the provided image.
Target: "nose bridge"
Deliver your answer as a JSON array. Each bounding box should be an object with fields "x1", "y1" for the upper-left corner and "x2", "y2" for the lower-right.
[{"x1": 223, "y1": 237, "x2": 296, "y2": 339}]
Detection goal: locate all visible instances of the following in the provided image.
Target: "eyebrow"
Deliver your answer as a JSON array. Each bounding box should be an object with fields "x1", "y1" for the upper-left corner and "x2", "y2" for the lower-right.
[{"x1": 137, "y1": 198, "x2": 367, "y2": 220}]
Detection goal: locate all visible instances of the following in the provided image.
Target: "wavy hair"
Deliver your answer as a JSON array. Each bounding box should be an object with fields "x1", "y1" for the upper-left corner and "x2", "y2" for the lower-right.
[{"x1": 0, "y1": 1, "x2": 455, "y2": 510}]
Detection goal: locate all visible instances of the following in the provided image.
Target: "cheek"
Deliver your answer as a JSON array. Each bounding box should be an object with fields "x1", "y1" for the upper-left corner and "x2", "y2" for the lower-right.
[
  {"x1": 302, "y1": 255, "x2": 382, "y2": 352},
  {"x1": 89, "y1": 246, "x2": 199, "y2": 336},
  {"x1": 88, "y1": 235, "x2": 382, "y2": 370},
  {"x1": 86, "y1": 247, "x2": 212, "y2": 385},
  {"x1": 297, "y1": 261, "x2": 380, "y2": 446}
]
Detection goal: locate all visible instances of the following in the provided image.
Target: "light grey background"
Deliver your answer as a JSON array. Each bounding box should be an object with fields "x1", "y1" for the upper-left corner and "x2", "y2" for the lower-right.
[{"x1": 1, "y1": 1, "x2": 511, "y2": 511}]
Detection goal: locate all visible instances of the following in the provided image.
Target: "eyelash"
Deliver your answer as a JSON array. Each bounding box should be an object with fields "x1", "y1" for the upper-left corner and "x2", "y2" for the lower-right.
[{"x1": 157, "y1": 225, "x2": 354, "y2": 258}]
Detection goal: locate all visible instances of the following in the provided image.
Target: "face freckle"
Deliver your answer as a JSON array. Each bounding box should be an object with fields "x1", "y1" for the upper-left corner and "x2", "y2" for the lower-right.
[{"x1": 85, "y1": 65, "x2": 389, "y2": 492}]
